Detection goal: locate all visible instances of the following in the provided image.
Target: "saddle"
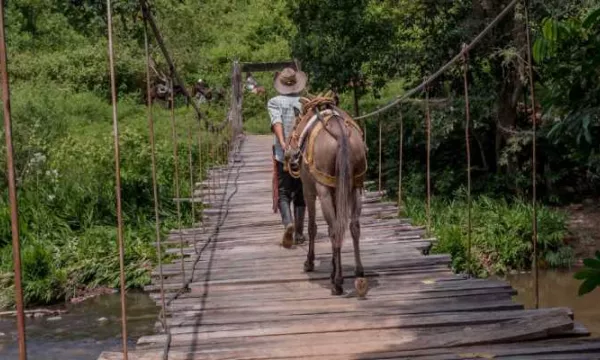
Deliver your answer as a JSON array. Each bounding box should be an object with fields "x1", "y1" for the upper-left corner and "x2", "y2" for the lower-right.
[{"x1": 289, "y1": 96, "x2": 367, "y2": 188}]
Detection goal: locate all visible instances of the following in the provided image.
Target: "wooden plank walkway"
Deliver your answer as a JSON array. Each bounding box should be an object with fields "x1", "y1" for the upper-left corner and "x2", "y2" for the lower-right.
[{"x1": 100, "y1": 134, "x2": 600, "y2": 359}]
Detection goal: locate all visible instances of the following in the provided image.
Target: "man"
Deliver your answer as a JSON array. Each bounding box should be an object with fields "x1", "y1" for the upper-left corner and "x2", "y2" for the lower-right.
[{"x1": 268, "y1": 67, "x2": 307, "y2": 248}]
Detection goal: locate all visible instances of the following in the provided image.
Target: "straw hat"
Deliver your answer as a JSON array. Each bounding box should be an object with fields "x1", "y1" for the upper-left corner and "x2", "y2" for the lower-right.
[{"x1": 273, "y1": 67, "x2": 307, "y2": 95}]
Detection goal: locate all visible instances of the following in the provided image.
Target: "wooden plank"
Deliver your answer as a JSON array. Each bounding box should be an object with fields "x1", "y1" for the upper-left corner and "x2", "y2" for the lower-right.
[{"x1": 240, "y1": 60, "x2": 296, "y2": 72}]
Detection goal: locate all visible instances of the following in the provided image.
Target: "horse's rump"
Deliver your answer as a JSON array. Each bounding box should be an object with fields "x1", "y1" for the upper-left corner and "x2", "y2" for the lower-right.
[{"x1": 303, "y1": 109, "x2": 366, "y2": 189}]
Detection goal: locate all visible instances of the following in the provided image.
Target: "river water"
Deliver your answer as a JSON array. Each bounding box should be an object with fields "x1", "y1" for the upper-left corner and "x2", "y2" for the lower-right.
[
  {"x1": 505, "y1": 269, "x2": 600, "y2": 336},
  {"x1": 1, "y1": 270, "x2": 598, "y2": 359},
  {"x1": 0, "y1": 292, "x2": 158, "y2": 360}
]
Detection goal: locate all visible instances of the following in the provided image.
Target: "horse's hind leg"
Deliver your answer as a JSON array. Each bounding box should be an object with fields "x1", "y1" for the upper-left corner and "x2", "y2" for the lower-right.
[
  {"x1": 303, "y1": 186, "x2": 317, "y2": 272},
  {"x1": 316, "y1": 183, "x2": 343, "y2": 295},
  {"x1": 350, "y1": 188, "x2": 364, "y2": 277}
]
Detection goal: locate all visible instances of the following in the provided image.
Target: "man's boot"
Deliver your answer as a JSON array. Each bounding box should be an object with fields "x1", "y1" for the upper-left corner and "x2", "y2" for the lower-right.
[
  {"x1": 279, "y1": 199, "x2": 294, "y2": 248},
  {"x1": 294, "y1": 205, "x2": 306, "y2": 244}
]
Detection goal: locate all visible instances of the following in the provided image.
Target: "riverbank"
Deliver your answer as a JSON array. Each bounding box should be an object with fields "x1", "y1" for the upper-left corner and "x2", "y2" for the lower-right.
[{"x1": 0, "y1": 292, "x2": 157, "y2": 360}]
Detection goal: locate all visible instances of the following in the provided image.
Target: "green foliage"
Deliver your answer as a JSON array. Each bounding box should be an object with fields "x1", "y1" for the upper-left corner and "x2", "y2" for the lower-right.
[
  {"x1": 574, "y1": 251, "x2": 600, "y2": 296},
  {"x1": 404, "y1": 195, "x2": 572, "y2": 276},
  {"x1": 288, "y1": 0, "x2": 395, "y2": 93},
  {"x1": 0, "y1": 85, "x2": 213, "y2": 308}
]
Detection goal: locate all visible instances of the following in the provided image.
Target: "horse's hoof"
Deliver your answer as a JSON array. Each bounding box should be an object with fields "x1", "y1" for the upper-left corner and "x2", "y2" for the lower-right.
[
  {"x1": 331, "y1": 285, "x2": 344, "y2": 296},
  {"x1": 355, "y1": 277, "x2": 368, "y2": 298},
  {"x1": 294, "y1": 233, "x2": 306, "y2": 245},
  {"x1": 304, "y1": 260, "x2": 314, "y2": 272}
]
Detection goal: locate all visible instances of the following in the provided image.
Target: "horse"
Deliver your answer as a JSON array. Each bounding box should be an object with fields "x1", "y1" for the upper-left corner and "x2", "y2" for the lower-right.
[
  {"x1": 148, "y1": 82, "x2": 188, "y2": 108},
  {"x1": 284, "y1": 93, "x2": 368, "y2": 296}
]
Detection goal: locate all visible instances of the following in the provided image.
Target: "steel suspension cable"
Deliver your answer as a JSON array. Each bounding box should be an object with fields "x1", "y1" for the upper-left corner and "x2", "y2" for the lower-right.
[
  {"x1": 143, "y1": 18, "x2": 168, "y2": 338},
  {"x1": 169, "y1": 79, "x2": 186, "y2": 288},
  {"x1": 355, "y1": 0, "x2": 519, "y2": 121},
  {"x1": 425, "y1": 88, "x2": 432, "y2": 235},
  {"x1": 524, "y1": 0, "x2": 539, "y2": 309},
  {"x1": 462, "y1": 44, "x2": 473, "y2": 277},
  {"x1": 0, "y1": 1, "x2": 27, "y2": 358},
  {"x1": 106, "y1": 0, "x2": 128, "y2": 357}
]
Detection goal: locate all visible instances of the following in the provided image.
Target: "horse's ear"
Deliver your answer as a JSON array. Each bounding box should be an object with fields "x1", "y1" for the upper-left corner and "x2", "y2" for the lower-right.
[{"x1": 293, "y1": 106, "x2": 301, "y2": 118}]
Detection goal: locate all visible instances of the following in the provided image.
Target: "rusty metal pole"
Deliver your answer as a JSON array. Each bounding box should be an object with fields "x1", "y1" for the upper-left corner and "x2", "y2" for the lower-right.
[
  {"x1": 378, "y1": 116, "x2": 383, "y2": 193},
  {"x1": 106, "y1": 0, "x2": 128, "y2": 357},
  {"x1": 143, "y1": 17, "x2": 168, "y2": 331},
  {"x1": 462, "y1": 44, "x2": 473, "y2": 277},
  {"x1": 524, "y1": 0, "x2": 539, "y2": 309},
  {"x1": 398, "y1": 111, "x2": 403, "y2": 210},
  {"x1": 425, "y1": 89, "x2": 432, "y2": 235},
  {"x1": 0, "y1": 1, "x2": 27, "y2": 358}
]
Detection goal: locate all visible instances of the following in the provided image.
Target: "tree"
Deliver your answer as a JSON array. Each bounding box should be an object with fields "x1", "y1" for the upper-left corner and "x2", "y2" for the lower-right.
[{"x1": 287, "y1": 0, "x2": 395, "y2": 116}]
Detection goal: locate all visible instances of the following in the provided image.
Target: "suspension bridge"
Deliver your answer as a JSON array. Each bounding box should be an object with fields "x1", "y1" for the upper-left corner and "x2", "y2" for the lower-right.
[{"x1": 2, "y1": 0, "x2": 600, "y2": 359}]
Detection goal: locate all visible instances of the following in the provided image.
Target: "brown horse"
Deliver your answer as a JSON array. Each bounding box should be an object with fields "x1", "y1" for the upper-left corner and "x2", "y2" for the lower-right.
[{"x1": 284, "y1": 94, "x2": 368, "y2": 296}]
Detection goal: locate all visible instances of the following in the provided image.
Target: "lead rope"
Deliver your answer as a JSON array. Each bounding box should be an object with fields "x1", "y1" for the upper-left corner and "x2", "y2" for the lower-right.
[
  {"x1": 142, "y1": 17, "x2": 169, "y2": 359},
  {"x1": 0, "y1": 1, "x2": 27, "y2": 358},
  {"x1": 462, "y1": 44, "x2": 473, "y2": 277},
  {"x1": 169, "y1": 78, "x2": 186, "y2": 288},
  {"x1": 106, "y1": 0, "x2": 128, "y2": 358},
  {"x1": 524, "y1": 0, "x2": 539, "y2": 309}
]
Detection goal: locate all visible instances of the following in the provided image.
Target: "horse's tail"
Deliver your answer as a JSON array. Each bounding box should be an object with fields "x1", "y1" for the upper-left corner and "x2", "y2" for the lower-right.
[{"x1": 333, "y1": 115, "x2": 352, "y2": 248}]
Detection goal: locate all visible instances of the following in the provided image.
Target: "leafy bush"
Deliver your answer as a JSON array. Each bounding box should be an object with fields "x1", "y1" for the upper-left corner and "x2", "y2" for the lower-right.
[
  {"x1": 0, "y1": 85, "x2": 220, "y2": 308},
  {"x1": 404, "y1": 194, "x2": 572, "y2": 276}
]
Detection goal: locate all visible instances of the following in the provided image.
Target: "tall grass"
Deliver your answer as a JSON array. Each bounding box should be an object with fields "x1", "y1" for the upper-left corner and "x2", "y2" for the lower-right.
[
  {"x1": 404, "y1": 192, "x2": 573, "y2": 276},
  {"x1": 0, "y1": 84, "x2": 226, "y2": 309}
]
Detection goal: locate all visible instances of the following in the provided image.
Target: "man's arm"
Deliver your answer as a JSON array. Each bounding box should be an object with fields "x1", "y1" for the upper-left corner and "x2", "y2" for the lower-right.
[{"x1": 267, "y1": 98, "x2": 287, "y2": 150}]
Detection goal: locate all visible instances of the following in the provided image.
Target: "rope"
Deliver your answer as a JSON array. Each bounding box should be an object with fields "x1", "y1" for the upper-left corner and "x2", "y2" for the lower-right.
[
  {"x1": 0, "y1": 1, "x2": 27, "y2": 358},
  {"x1": 425, "y1": 88, "x2": 432, "y2": 235},
  {"x1": 462, "y1": 44, "x2": 473, "y2": 277},
  {"x1": 169, "y1": 78, "x2": 186, "y2": 288},
  {"x1": 143, "y1": 17, "x2": 169, "y2": 351},
  {"x1": 524, "y1": 0, "x2": 539, "y2": 309},
  {"x1": 355, "y1": 0, "x2": 519, "y2": 121},
  {"x1": 106, "y1": 0, "x2": 128, "y2": 358}
]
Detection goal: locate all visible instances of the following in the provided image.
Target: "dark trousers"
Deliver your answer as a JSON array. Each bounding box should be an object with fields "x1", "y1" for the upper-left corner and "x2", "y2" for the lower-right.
[{"x1": 277, "y1": 161, "x2": 304, "y2": 226}]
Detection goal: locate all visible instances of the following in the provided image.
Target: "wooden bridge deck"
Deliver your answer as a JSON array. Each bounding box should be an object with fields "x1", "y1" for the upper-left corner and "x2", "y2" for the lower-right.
[{"x1": 100, "y1": 135, "x2": 600, "y2": 360}]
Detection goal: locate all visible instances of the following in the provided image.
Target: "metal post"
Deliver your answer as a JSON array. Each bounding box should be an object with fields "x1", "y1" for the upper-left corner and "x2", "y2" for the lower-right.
[
  {"x1": 378, "y1": 117, "x2": 383, "y2": 193},
  {"x1": 425, "y1": 89, "x2": 432, "y2": 235},
  {"x1": 398, "y1": 111, "x2": 403, "y2": 210},
  {"x1": 462, "y1": 44, "x2": 473, "y2": 277},
  {"x1": 0, "y1": 1, "x2": 27, "y2": 358},
  {"x1": 524, "y1": 0, "x2": 539, "y2": 309},
  {"x1": 106, "y1": 0, "x2": 128, "y2": 357}
]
